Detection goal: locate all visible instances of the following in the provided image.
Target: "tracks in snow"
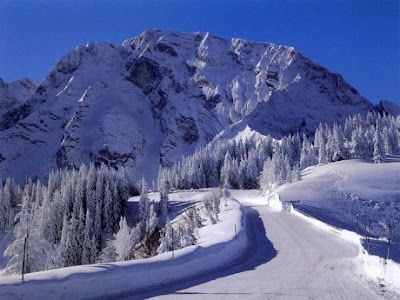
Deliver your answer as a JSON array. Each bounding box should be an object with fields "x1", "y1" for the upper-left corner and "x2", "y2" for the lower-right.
[{"x1": 135, "y1": 203, "x2": 387, "y2": 299}]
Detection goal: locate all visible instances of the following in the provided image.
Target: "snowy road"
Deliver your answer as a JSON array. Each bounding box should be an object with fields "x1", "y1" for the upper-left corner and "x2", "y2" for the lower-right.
[{"x1": 133, "y1": 203, "x2": 387, "y2": 299}]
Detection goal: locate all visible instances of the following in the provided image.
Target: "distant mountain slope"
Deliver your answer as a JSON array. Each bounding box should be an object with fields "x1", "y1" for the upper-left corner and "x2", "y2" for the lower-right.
[
  {"x1": 0, "y1": 77, "x2": 37, "y2": 118},
  {"x1": 375, "y1": 100, "x2": 400, "y2": 116},
  {"x1": 0, "y1": 29, "x2": 383, "y2": 182}
]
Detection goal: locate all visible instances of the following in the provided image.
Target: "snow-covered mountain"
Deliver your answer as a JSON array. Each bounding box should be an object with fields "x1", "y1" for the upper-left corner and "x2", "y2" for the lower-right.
[
  {"x1": 0, "y1": 77, "x2": 37, "y2": 119},
  {"x1": 0, "y1": 29, "x2": 386, "y2": 182},
  {"x1": 375, "y1": 100, "x2": 400, "y2": 116}
]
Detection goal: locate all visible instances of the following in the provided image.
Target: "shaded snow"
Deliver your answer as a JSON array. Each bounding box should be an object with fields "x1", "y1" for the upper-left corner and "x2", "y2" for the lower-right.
[{"x1": 0, "y1": 190, "x2": 247, "y2": 299}]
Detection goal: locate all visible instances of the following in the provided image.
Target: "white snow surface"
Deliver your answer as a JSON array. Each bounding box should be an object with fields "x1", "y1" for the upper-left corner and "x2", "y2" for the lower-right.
[
  {"x1": 132, "y1": 190, "x2": 392, "y2": 299},
  {"x1": 288, "y1": 202, "x2": 400, "y2": 294},
  {"x1": 278, "y1": 156, "x2": 400, "y2": 241},
  {"x1": 276, "y1": 158, "x2": 400, "y2": 294},
  {"x1": 1, "y1": 186, "x2": 398, "y2": 299},
  {"x1": 0, "y1": 190, "x2": 247, "y2": 299}
]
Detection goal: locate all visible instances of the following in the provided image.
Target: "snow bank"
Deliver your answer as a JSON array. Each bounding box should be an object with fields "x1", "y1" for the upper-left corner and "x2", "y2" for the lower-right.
[
  {"x1": 279, "y1": 158, "x2": 400, "y2": 240},
  {"x1": 280, "y1": 195, "x2": 400, "y2": 293},
  {"x1": 276, "y1": 158, "x2": 400, "y2": 291},
  {"x1": 0, "y1": 198, "x2": 248, "y2": 299},
  {"x1": 359, "y1": 247, "x2": 400, "y2": 292}
]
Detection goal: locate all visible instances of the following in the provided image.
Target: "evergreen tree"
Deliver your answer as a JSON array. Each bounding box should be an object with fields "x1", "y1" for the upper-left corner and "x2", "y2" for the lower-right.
[
  {"x1": 98, "y1": 239, "x2": 117, "y2": 263},
  {"x1": 158, "y1": 169, "x2": 170, "y2": 227},
  {"x1": 82, "y1": 210, "x2": 96, "y2": 264},
  {"x1": 3, "y1": 201, "x2": 51, "y2": 275},
  {"x1": 138, "y1": 178, "x2": 150, "y2": 237},
  {"x1": 157, "y1": 228, "x2": 170, "y2": 254},
  {"x1": 318, "y1": 137, "x2": 327, "y2": 165},
  {"x1": 114, "y1": 217, "x2": 133, "y2": 261},
  {"x1": 373, "y1": 120, "x2": 386, "y2": 163},
  {"x1": 182, "y1": 223, "x2": 196, "y2": 247},
  {"x1": 103, "y1": 181, "x2": 113, "y2": 233}
]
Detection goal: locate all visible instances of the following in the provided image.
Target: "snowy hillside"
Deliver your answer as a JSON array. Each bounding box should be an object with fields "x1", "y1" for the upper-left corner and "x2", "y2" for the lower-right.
[
  {"x1": 278, "y1": 157, "x2": 400, "y2": 242},
  {"x1": 0, "y1": 29, "x2": 377, "y2": 183}
]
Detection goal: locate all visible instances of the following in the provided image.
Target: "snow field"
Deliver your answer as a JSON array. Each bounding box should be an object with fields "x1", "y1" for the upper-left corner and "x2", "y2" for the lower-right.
[{"x1": 0, "y1": 192, "x2": 248, "y2": 300}]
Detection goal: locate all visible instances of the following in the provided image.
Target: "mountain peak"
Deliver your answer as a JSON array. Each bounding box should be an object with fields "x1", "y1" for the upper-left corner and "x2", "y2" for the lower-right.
[{"x1": 0, "y1": 29, "x2": 386, "y2": 183}]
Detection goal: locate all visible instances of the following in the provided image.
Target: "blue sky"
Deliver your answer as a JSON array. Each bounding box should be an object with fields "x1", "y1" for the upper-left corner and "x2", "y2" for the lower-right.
[{"x1": 0, "y1": 0, "x2": 398, "y2": 104}]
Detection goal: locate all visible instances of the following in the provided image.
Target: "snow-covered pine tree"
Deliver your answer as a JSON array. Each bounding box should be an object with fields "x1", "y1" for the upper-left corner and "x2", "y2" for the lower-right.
[
  {"x1": 331, "y1": 123, "x2": 346, "y2": 161},
  {"x1": 0, "y1": 185, "x2": 12, "y2": 230},
  {"x1": 314, "y1": 123, "x2": 324, "y2": 148},
  {"x1": 66, "y1": 214, "x2": 80, "y2": 266},
  {"x1": 103, "y1": 181, "x2": 113, "y2": 233},
  {"x1": 373, "y1": 119, "x2": 386, "y2": 163},
  {"x1": 3, "y1": 199, "x2": 51, "y2": 275},
  {"x1": 114, "y1": 217, "x2": 133, "y2": 261},
  {"x1": 138, "y1": 178, "x2": 150, "y2": 237},
  {"x1": 245, "y1": 150, "x2": 260, "y2": 189},
  {"x1": 85, "y1": 163, "x2": 97, "y2": 228},
  {"x1": 82, "y1": 210, "x2": 96, "y2": 264},
  {"x1": 146, "y1": 203, "x2": 158, "y2": 236},
  {"x1": 158, "y1": 168, "x2": 170, "y2": 227},
  {"x1": 292, "y1": 163, "x2": 302, "y2": 182},
  {"x1": 116, "y1": 167, "x2": 130, "y2": 215},
  {"x1": 98, "y1": 238, "x2": 117, "y2": 263},
  {"x1": 111, "y1": 177, "x2": 121, "y2": 232},
  {"x1": 93, "y1": 196, "x2": 102, "y2": 251},
  {"x1": 157, "y1": 228, "x2": 170, "y2": 254},
  {"x1": 182, "y1": 223, "x2": 196, "y2": 247},
  {"x1": 318, "y1": 137, "x2": 327, "y2": 165}
]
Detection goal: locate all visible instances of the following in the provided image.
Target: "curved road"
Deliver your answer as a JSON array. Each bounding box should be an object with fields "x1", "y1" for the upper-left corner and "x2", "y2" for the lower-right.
[{"x1": 133, "y1": 203, "x2": 391, "y2": 299}]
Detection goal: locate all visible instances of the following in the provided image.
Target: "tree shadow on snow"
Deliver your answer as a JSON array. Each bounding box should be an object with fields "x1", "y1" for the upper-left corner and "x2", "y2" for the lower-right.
[
  {"x1": 361, "y1": 239, "x2": 400, "y2": 263},
  {"x1": 126, "y1": 206, "x2": 278, "y2": 299}
]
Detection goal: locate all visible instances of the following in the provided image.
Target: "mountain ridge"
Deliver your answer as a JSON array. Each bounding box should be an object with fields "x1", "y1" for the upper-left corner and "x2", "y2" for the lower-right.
[{"x1": 0, "y1": 29, "x2": 396, "y2": 183}]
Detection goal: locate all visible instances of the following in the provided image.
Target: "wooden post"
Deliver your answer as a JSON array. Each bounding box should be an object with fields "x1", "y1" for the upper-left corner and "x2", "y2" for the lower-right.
[
  {"x1": 234, "y1": 224, "x2": 237, "y2": 239},
  {"x1": 171, "y1": 228, "x2": 174, "y2": 260},
  {"x1": 366, "y1": 220, "x2": 371, "y2": 252},
  {"x1": 355, "y1": 215, "x2": 359, "y2": 235},
  {"x1": 22, "y1": 204, "x2": 30, "y2": 282},
  {"x1": 22, "y1": 235, "x2": 27, "y2": 281},
  {"x1": 387, "y1": 220, "x2": 392, "y2": 260}
]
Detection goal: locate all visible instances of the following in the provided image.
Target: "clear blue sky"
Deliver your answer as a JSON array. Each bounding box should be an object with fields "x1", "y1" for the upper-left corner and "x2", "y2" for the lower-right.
[{"x1": 0, "y1": 0, "x2": 398, "y2": 104}]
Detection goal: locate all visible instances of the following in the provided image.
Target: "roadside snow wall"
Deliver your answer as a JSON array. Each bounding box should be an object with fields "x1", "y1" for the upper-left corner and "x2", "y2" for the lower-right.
[
  {"x1": 274, "y1": 192, "x2": 400, "y2": 294},
  {"x1": 0, "y1": 198, "x2": 247, "y2": 300}
]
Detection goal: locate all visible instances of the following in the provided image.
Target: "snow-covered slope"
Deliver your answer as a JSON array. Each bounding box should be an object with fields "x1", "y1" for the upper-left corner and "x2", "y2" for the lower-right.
[
  {"x1": 376, "y1": 100, "x2": 400, "y2": 116},
  {"x1": 278, "y1": 157, "x2": 400, "y2": 242},
  {"x1": 0, "y1": 30, "x2": 377, "y2": 182},
  {"x1": 0, "y1": 77, "x2": 37, "y2": 118}
]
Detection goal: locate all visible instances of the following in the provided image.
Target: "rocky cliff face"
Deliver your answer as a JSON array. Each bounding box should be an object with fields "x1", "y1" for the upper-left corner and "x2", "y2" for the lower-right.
[
  {"x1": 0, "y1": 77, "x2": 37, "y2": 119},
  {"x1": 0, "y1": 30, "x2": 376, "y2": 182},
  {"x1": 375, "y1": 100, "x2": 400, "y2": 116}
]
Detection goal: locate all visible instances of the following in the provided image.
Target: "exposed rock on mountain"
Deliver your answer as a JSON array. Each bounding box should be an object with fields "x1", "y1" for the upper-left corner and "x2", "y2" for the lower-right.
[
  {"x1": 0, "y1": 29, "x2": 383, "y2": 182},
  {"x1": 375, "y1": 100, "x2": 400, "y2": 116},
  {"x1": 0, "y1": 77, "x2": 37, "y2": 119}
]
